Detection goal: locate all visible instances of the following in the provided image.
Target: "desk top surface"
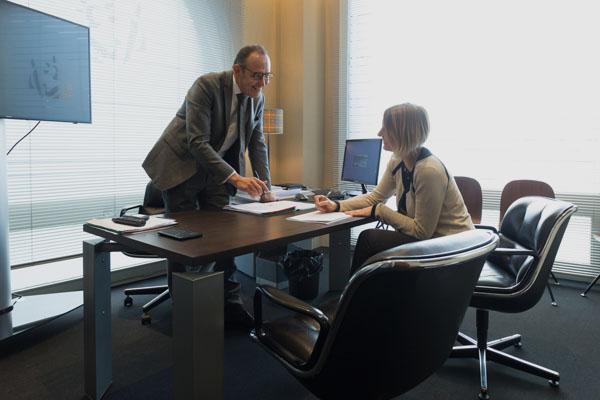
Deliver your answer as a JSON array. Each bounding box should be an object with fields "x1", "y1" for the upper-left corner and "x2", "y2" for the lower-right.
[{"x1": 84, "y1": 209, "x2": 370, "y2": 265}]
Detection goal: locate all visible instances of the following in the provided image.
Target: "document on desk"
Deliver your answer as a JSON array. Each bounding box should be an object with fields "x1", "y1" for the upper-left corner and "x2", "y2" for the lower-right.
[
  {"x1": 234, "y1": 186, "x2": 306, "y2": 202},
  {"x1": 287, "y1": 210, "x2": 354, "y2": 224},
  {"x1": 269, "y1": 185, "x2": 304, "y2": 199},
  {"x1": 223, "y1": 200, "x2": 298, "y2": 215},
  {"x1": 86, "y1": 216, "x2": 177, "y2": 234}
]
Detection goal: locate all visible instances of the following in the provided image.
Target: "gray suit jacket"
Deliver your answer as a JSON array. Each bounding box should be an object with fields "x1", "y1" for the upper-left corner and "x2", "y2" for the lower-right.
[{"x1": 142, "y1": 70, "x2": 270, "y2": 191}]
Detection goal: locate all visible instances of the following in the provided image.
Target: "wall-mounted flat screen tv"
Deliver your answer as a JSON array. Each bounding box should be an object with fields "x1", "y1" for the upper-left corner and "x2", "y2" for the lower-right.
[{"x1": 0, "y1": 0, "x2": 91, "y2": 123}]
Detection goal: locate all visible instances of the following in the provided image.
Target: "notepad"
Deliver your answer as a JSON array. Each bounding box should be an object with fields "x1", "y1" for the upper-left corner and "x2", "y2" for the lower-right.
[
  {"x1": 287, "y1": 210, "x2": 354, "y2": 224},
  {"x1": 223, "y1": 200, "x2": 297, "y2": 215}
]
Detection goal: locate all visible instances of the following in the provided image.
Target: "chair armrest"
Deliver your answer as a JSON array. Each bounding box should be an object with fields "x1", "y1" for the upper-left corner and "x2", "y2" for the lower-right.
[
  {"x1": 254, "y1": 285, "x2": 330, "y2": 334},
  {"x1": 119, "y1": 204, "x2": 143, "y2": 216},
  {"x1": 493, "y1": 247, "x2": 536, "y2": 256},
  {"x1": 475, "y1": 224, "x2": 499, "y2": 234},
  {"x1": 254, "y1": 285, "x2": 329, "y2": 326},
  {"x1": 254, "y1": 285, "x2": 331, "y2": 370},
  {"x1": 492, "y1": 233, "x2": 536, "y2": 257}
]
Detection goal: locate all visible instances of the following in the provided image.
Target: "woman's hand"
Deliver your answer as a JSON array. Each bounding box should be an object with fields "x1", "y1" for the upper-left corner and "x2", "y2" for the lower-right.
[
  {"x1": 314, "y1": 195, "x2": 338, "y2": 213},
  {"x1": 344, "y1": 206, "x2": 372, "y2": 217}
]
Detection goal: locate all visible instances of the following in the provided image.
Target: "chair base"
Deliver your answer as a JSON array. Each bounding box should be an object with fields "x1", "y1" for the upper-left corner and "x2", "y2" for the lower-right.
[
  {"x1": 547, "y1": 271, "x2": 559, "y2": 306},
  {"x1": 123, "y1": 285, "x2": 170, "y2": 325},
  {"x1": 451, "y1": 310, "x2": 559, "y2": 399},
  {"x1": 581, "y1": 273, "x2": 600, "y2": 297}
]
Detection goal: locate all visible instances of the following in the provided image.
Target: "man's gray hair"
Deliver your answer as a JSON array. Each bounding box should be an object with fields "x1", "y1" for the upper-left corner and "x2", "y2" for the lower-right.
[{"x1": 234, "y1": 44, "x2": 268, "y2": 66}]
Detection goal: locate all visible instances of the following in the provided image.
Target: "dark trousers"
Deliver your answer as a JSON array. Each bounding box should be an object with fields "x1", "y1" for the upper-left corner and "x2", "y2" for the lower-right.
[
  {"x1": 162, "y1": 172, "x2": 242, "y2": 304},
  {"x1": 351, "y1": 229, "x2": 419, "y2": 275}
]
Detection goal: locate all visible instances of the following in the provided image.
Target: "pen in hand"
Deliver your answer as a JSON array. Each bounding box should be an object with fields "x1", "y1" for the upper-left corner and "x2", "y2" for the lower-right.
[{"x1": 254, "y1": 170, "x2": 271, "y2": 195}]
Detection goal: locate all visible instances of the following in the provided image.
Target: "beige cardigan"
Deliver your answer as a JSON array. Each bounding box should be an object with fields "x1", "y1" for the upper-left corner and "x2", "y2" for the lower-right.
[{"x1": 339, "y1": 153, "x2": 474, "y2": 239}]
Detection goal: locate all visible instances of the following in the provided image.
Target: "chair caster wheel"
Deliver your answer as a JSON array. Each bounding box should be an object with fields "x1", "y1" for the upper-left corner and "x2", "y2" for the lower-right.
[
  {"x1": 549, "y1": 379, "x2": 559, "y2": 388},
  {"x1": 551, "y1": 301, "x2": 558, "y2": 307},
  {"x1": 141, "y1": 314, "x2": 151, "y2": 325},
  {"x1": 124, "y1": 296, "x2": 133, "y2": 307},
  {"x1": 478, "y1": 389, "x2": 490, "y2": 400},
  {"x1": 580, "y1": 293, "x2": 587, "y2": 297}
]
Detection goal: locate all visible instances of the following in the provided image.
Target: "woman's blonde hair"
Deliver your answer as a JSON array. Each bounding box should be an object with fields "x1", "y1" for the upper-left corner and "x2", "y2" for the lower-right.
[{"x1": 383, "y1": 103, "x2": 429, "y2": 156}]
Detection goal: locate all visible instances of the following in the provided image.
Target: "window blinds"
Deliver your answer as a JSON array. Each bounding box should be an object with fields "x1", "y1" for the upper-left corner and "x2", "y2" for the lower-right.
[{"x1": 6, "y1": 0, "x2": 242, "y2": 267}]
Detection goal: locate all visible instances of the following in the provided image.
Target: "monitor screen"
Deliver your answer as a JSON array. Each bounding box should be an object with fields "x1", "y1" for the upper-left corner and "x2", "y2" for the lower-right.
[
  {"x1": 0, "y1": 1, "x2": 91, "y2": 123},
  {"x1": 341, "y1": 138, "x2": 383, "y2": 186}
]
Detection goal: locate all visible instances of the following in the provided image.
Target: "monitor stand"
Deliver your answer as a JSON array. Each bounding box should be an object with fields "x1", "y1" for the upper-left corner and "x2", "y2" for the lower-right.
[
  {"x1": 345, "y1": 184, "x2": 368, "y2": 197},
  {"x1": 0, "y1": 120, "x2": 82, "y2": 342}
]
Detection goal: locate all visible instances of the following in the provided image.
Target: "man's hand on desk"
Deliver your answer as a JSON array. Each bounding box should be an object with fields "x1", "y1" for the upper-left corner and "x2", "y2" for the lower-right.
[
  {"x1": 259, "y1": 191, "x2": 277, "y2": 203},
  {"x1": 228, "y1": 173, "x2": 270, "y2": 198}
]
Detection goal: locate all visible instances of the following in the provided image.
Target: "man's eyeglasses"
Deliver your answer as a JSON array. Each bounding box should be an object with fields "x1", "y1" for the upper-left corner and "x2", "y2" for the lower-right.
[{"x1": 241, "y1": 65, "x2": 273, "y2": 82}]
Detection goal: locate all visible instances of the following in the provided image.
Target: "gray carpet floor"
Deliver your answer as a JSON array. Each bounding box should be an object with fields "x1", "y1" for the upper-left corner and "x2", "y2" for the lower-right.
[{"x1": 1, "y1": 275, "x2": 599, "y2": 400}]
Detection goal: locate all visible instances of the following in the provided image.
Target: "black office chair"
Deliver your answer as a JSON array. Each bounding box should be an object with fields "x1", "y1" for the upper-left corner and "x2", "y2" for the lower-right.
[
  {"x1": 500, "y1": 180, "x2": 561, "y2": 306},
  {"x1": 251, "y1": 230, "x2": 498, "y2": 400},
  {"x1": 450, "y1": 196, "x2": 577, "y2": 400},
  {"x1": 121, "y1": 182, "x2": 168, "y2": 325}
]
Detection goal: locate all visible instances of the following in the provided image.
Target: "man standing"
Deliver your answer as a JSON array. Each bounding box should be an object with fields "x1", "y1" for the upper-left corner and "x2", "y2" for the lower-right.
[{"x1": 142, "y1": 44, "x2": 274, "y2": 328}]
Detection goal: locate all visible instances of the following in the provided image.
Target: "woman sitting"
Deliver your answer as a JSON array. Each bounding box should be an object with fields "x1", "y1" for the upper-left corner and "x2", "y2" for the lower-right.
[{"x1": 315, "y1": 103, "x2": 474, "y2": 273}]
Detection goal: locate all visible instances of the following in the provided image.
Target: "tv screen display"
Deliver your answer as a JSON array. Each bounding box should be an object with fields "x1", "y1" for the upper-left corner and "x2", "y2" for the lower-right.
[
  {"x1": 0, "y1": 0, "x2": 91, "y2": 123},
  {"x1": 341, "y1": 138, "x2": 382, "y2": 186}
]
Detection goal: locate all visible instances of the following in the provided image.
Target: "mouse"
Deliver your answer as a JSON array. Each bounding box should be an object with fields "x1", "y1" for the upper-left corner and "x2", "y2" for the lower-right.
[{"x1": 295, "y1": 193, "x2": 310, "y2": 201}]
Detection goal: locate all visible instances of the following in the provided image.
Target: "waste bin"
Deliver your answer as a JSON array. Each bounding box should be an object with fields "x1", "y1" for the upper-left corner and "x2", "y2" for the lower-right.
[{"x1": 282, "y1": 249, "x2": 324, "y2": 300}]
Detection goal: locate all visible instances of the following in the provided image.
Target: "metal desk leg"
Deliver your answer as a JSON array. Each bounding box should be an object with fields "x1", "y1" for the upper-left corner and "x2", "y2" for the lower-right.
[
  {"x1": 329, "y1": 229, "x2": 351, "y2": 291},
  {"x1": 83, "y1": 239, "x2": 113, "y2": 399},
  {"x1": 581, "y1": 273, "x2": 600, "y2": 297},
  {"x1": 172, "y1": 272, "x2": 224, "y2": 400}
]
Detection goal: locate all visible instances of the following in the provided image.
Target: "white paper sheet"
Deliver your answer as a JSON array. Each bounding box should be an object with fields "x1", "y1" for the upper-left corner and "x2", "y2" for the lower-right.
[
  {"x1": 287, "y1": 210, "x2": 354, "y2": 224},
  {"x1": 223, "y1": 200, "x2": 297, "y2": 215}
]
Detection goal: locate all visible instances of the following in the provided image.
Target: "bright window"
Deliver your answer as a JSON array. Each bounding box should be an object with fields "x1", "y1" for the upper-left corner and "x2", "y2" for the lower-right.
[{"x1": 346, "y1": 0, "x2": 600, "y2": 277}]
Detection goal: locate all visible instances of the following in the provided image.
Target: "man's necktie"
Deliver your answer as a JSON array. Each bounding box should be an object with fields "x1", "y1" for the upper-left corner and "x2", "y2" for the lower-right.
[
  {"x1": 237, "y1": 93, "x2": 249, "y2": 139},
  {"x1": 225, "y1": 93, "x2": 250, "y2": 176}
]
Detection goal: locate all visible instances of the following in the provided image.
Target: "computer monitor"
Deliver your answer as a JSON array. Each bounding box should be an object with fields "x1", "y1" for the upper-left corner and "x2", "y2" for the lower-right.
[
  {"x1": 341, "y1": 138, "x2": 383, "y2": 196},
  {"x1": 0, "y1": 0, "x2": 91, "y2": 123}
]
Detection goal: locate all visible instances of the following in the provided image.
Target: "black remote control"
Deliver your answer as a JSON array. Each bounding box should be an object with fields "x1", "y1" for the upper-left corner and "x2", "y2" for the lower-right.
[{"x1": 112, "y1": 215, "x2": 147, "y2": 227}]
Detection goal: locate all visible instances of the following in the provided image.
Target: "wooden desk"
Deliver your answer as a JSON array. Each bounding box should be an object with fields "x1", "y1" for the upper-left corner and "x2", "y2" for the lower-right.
[{"x1": 82, "y1": 209, "x2": 370, "y2": 399}]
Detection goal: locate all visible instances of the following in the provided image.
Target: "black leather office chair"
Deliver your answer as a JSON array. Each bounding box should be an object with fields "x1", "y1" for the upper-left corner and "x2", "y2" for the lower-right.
[
  {"x1": 500, "y1": 180, "x2": 560, "y2": 306},
  {"x1": 121, "y1": 182, "x2": 168, "y2": 325},
  {"x1": 450, "y1": 196, "x2": 577, "y2": 400},
  {"x1": 251, "y1": 230, "x2": 498, "y2": 400}
]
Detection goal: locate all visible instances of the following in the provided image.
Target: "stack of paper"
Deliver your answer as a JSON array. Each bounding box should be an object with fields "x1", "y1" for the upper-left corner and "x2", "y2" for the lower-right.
[
  {"x1": 86, "y1": 216, "x2": 177, "y2": 234},
  {"x1": 269, "y1": 186, "x2": 304, "y2": 199},
  {"x1": 223, "y1": 200, "x2": 297, "y2": 215},
  {"x1": 287, "y1": 210, "x2": 353, "y2": 224},
  {"x1": 234, "y1": 186, "x2": 307, "y2": 202}
]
